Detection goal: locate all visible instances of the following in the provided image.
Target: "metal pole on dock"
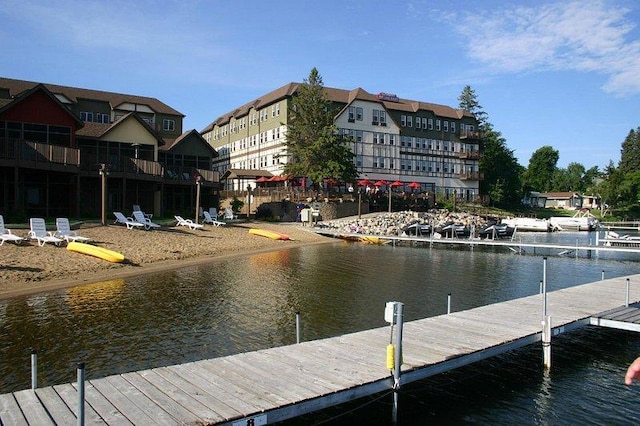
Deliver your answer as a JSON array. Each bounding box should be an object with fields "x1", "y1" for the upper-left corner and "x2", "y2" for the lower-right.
[
  {"x1": 541, "y1": 257, "x2": 551, "y2": 369},
  {"x1": 77, "y1": 362, "x2": 85, "y2": 426},
  {"x1": 393, "y1": 303, "x2": 404, "y2": 425},
  {"x1": 626, "y1": 279, "x2": 630, "y2": 307},
  {"x1": 447, "y1": 293, "x2": 451, "y2": 314},
  {"x1": 384, "y1": 301, "x2": 404, "y2": 425},
  {"x1": 31, "y1": 349, "x2": 37, "y2": 389},
  {"x1": 296, "y1": 312, "x2": 301, "y2": 344},
  {"x1": 542, "y1": 315, "x2": 552, "y2": 369},
  {"x1": 602, "y1": 270, "x2": 605, "y2": 281}
]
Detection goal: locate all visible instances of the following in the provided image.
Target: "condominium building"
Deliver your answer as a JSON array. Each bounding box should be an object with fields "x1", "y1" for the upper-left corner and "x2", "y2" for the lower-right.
[
  {"x1": 0, "y1": 77, "x2": 220, "y2": 219},
  {"x1": 201, "y1": 83, "x2": 482, "y2": 201}
]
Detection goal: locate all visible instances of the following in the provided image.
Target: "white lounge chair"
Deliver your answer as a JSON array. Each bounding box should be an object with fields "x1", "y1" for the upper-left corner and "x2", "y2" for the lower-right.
[
  {"x1": 55, "y1": 218, "x2": 91, "y2": 243},
  {"x1": 223, "y1": 207, "x2": 237, "y2": 220},
  {"x1": 209, "y1": 208, "x2": 218, "y2": 220},
  {"x1": 28, "y1": 218, "x2": 64, "y2": 246},
  {"x1": 0, "y1": 215, "x2": 25, "y2": 246},
  {"x1": 113, "y1": 212, "x2": 145, "y2": 230},
  {"x1": 132, "y1": 210, "x2": 161, "y2": 230},
  {"x1": 203, "y1": 211, "x2": 225, "y2": 226},
  {"x1": 175, "y1": 215, "x2": 204, "y2": 230},
  {"x1": 133, "y1": 204, "x2": 153, "y2": 219}
]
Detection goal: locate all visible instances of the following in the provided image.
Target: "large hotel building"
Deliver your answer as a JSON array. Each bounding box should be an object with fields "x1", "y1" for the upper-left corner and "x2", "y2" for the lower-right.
[{"x1": 201, "y1": 83, "x2": 482, "y2": 201}]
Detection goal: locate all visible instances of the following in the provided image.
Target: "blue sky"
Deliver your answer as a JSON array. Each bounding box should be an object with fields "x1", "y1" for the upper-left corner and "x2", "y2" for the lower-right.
[{"x1": 2, "y1": 0, "x2": 639, "y2": 170}]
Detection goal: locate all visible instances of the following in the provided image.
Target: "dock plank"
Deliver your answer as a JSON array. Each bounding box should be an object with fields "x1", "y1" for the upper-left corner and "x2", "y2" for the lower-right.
[
  {"x1": 13, "y1": 389, "x2": 55, "y2": 425},
  {"x1": 53, "y1": 383, "x2": 106, "y2": 425},
  {"x1": 0, "y1": 393, "x2": 27, "y2": 425},
  {"x1": 34, "y1": 386, "x2": 77, "y2": 425}
]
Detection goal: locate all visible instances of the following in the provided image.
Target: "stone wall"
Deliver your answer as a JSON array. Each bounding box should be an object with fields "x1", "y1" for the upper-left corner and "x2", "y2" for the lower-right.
[{"x1": 254, "y1": 200, "x2": 369, "y2": 222}]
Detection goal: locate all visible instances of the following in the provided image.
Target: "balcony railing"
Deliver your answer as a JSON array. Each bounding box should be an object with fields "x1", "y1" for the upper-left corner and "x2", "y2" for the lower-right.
[
  {"x1": 0, "y1": 138, "x2": 80, "y2": 167},
  {"x1": 459, "y1": 171, "x2": 483, "y2": 181},
  {"x1": 458, "y1": 150, "x2": 482, "y2": 160},
  {"x1": 459, "y1": 130, "x2": 482, "y2": 140}
]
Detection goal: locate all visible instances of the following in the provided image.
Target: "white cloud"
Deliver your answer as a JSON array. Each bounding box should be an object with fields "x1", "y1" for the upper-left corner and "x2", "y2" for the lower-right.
[{"x1": 451, "y1": 0, "x2": 640, "y2": 96}]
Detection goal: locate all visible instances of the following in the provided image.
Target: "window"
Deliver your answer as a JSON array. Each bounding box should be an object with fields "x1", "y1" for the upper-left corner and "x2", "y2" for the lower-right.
[
  {"x1": 428, "y1": 118, "x2": 433, "y2": 130},
  {"x1": 372, "y1": 110, "x2": 379, "y2": 124},
  {"x1": 436, "y1": 120, "x2": 441, "y2": 131},
  {"x1": 401, "y1": 115, "x2": 406, "y2": 127},
  {"x1": 348, "y1": 107, "x2": 355, "y2": 122},
  {"x1": 416, "y1": 117, "x2": 421, "y2": 129},
  {"x1": 97, "y1": 113, "x2": 110, "y2": 124},
  {"x1": 422, "y1": 118, "x2": 427, "y2": 129},
  {"x1": 356, "y1": 130, "x2": 363, "y2": 142},
  {"x1": 407, "y1": 116, "x2": 413, "y2": 127},
  {"x1": 80, "y1": 111, "x2": 93, "y2": 122},
  {"x1": 356, "y1": 107, "x2": 363, "y2": 121},
  {"x1": 389, "y1": 134, "x2": 395, "y2": 145},
  {"x1": 444, "y1": 121, "x2": 449, "y2": 132},
  {"x1": 451, "y1": 122, "x2": 456, "y2": 133},
  {"x1": 380, "y1": 111, "x2": 387, "y2": 126},
  {"x1": 163, "y1": 119, "x2": 175, "y2": 131}
]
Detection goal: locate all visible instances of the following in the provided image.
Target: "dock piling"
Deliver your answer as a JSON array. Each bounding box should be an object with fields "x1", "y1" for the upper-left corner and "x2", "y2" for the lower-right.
[
  {"x1": 296, "y1": 312, "x2": 301, "y2": 344},
  {"x1": 77, "y1": 362, "x2": 85, "y2": 426},
  {"x1": 31, "y1": 349, "x2": 37, "y2": 390}
]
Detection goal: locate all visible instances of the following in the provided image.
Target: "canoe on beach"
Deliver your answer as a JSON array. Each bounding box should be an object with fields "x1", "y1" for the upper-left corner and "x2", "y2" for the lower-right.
[
  {"x1": 66, "y1": 241, "x2": 125, "y2": 263},
  {"x1": 248, "y1": 228, "x2": 291, "y2": 241}
]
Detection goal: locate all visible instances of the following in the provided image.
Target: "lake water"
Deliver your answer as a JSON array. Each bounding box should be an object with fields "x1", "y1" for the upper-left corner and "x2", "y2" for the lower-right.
[{"x1": 1, "y1": 231, "x2": 640, "y2": 424}]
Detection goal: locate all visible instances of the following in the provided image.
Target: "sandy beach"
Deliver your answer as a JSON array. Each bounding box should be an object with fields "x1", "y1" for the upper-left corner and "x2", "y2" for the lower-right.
[{"x1": 0, "y1": 221, "x2": 331, "y2": 300}]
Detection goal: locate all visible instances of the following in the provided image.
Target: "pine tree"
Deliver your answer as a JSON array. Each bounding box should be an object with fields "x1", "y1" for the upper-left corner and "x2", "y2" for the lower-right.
[
  {"x1": 619, "y1": 128, "x2": 640, "y2": 175},
  {"x1": 283, "y1": 68, "x2": 358, "y2": 186},
  {"x1": 458, "y1": 86, "x2": 521, "y2": 207}
]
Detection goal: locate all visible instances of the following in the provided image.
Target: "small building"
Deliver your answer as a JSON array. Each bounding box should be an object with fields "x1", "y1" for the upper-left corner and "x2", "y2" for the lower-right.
[
  {"x1": 542, "y1": 192, "x2": 600, "y2": 210},
  {"x1": 522, "y1": 191, "x2": 548, "y2": 208}
]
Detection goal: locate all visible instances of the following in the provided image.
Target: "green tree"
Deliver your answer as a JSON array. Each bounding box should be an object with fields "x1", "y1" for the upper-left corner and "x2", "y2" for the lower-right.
[
  {"x1": 457, "y1": 85, "x2": 488, "y2": 128},
  {"x1": 283, "y1": 67, "x2": 358, "y2": 186},
  {"x1": 458, "y1": 86, "x2": 522, "y2": 207},
  {"x1": 523, "y1": 146, "x2": 559, "y2": 192},
  {"x1": 619, "y1": 128, "x2": 640, "y2": 175}
]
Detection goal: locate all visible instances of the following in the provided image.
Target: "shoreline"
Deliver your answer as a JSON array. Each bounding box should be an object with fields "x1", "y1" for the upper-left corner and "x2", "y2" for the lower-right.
[{"x1": 0, "y1": 221, "x2": 334, "y2": 301}]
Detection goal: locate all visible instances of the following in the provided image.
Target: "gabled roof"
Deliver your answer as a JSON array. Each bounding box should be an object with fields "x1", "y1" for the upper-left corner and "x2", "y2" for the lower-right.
[
  {"x1": 159, "y1": 129, "x2": 218, "y2": 156},
  {"x1": 0, "y1": 83, "x2": 84, "y2": 127},
  {"x1": 76, "y1": 112, "x2": 165, "y2": 146},
  {"x1": 0, "y1": 76, "x2": 184, "y2": 117},
  {"x1": 202, "y1": 83, "x2": 474, "y2": 131}
]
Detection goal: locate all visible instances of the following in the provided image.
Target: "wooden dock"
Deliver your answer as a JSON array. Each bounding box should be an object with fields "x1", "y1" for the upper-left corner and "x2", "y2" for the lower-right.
[{"x1": 2, "y1": 275, "x2": 640, "y2": 425}]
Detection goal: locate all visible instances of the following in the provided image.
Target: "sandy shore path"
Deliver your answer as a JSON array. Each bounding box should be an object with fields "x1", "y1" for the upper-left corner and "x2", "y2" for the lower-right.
[{"x1": 0, "y1": 221, "x2": 332, "y2": 300}]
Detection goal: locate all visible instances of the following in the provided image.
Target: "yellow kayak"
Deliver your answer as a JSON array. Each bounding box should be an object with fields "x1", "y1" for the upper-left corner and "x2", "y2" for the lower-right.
[
  {"x1": 248, "y1": 228, "x2": 291, "y2": 240},
  {"x1": 67, "y1": 241, "x2": 125, "y2": 263}
]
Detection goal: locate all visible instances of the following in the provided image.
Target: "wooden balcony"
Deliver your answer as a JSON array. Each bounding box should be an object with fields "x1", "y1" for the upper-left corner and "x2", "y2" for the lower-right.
[
  {"x1": 459, "y1": 130, "x2": 482, "y2": 140},
  {"x1": 459, "y1": 171, "x2": 483, "y2": 181},
  {"x1": 0, "y1": 138, "x2": 80, "y2": 171},
  {"x1": 458, "y1": 150, "x2": 482, "y2": 160}
]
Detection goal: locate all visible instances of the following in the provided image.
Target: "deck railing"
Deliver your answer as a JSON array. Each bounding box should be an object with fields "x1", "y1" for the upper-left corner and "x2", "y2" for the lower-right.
[{"x1": 0, "y1": 138, "x2": 80, "y2": 166}]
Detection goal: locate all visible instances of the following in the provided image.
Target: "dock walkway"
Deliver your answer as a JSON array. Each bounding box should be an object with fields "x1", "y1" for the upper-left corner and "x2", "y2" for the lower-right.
[{"x1": 1, "y1": 275, "x2": 640, "y2": 425}]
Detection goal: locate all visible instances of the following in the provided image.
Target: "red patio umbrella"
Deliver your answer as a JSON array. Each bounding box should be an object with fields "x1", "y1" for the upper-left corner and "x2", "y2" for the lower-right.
[
  {"x1": 357, "y1": 179, "x2": 372, "y2": 186},
  {"x1": 373, "y1": 180, "x2": 387, "y2": 187},
  {"x1": 407, "y1": 181, "x2": 421, "y2": 189},
  {"x1": 389, "y1": 180, "x2": 404, "y2": 188},
  {"x1": 255, "y1": 176, "x2": 269, "y2": 183}
]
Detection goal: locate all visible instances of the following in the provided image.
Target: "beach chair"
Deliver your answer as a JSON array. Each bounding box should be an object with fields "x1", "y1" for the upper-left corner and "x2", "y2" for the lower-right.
[
  {"x1": 55, "y1": 218, "x2": 91, "y2": 243},
  {"x1": 28, "y1": 218, "x2": 64, "y2": 246},
  {"x1": 209, "y1": 208, "x2": 218, "y2": 220},
  {"x1": 113, "y1": 212, "x2": 145, "y2": 230},
  {"x1": 203, "y1": 211, "x2": 226, "y2": 226},
  {"x1": 174, "y1": 215, "x2": 204, "y2": 230},
  {"x1": 223, "y1": 207, "x2": 237, "y2": 220},
  {"x1": 0, "y1": 215, "x2": 26, "y2": 246},
  {"x1": 132, "y1": 210, "x2": 161, "y2": 230},
  {"x1": 133, "y1": 204, "x2": 152, "y2": 219}
]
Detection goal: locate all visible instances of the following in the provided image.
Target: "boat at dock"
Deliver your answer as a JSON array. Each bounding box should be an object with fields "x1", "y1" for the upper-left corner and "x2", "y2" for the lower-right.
[
  {"x1": 549, "y1": 210, "x2": 599, "y2": 231},
  {"x1": 501, "y1": 217, "x2": 555, "y2": 232}
]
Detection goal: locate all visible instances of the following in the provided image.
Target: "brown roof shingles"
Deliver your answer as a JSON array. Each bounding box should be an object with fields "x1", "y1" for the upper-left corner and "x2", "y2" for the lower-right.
[{"x1": 0, "y1": 77, "x2": 184, "y2": 117}]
